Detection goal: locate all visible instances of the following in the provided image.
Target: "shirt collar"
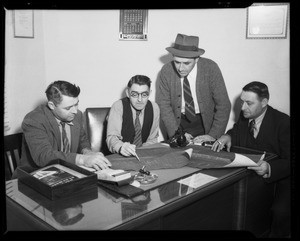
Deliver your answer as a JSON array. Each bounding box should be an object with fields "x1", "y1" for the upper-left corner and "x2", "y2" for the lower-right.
[
  {"x1": 181, "y1": 62, "x2": 197, "y2": 80},
  {"x1": 55, "y1": 117, "x2": 74, "y2": 126},
  {"x1": 249, "y1": 106, "x2": 268, "y2": 126}
]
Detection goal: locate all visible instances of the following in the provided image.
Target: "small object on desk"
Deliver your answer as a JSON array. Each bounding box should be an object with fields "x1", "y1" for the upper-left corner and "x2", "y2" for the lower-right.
[
  {"x1": 193, "y1": 141, "x2": 224, "y2": 149},
  {"x1": 134, "y1": 165, "x2": 158, "y2": 185},
  {"x1": 79, "y1": 165, "x2": 132, "y2": 183},
  {"x1": 168, "y1": 127, "x2": 188, "y2": 148}
]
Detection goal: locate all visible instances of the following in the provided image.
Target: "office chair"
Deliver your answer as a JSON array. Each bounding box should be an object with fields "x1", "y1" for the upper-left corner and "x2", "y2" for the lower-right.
[
  {"x1": 4, "y1": 133, "x2": 23, "y2": 180},
  {"x1": 85, "y1": 107, "x2": 111, "y2": 155}
]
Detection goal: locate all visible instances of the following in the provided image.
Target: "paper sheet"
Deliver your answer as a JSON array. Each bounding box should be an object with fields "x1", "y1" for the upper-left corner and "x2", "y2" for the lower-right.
[
  {"x1": 224, "y1": 153, "x2": 261, "y2": 168},
  {"x1": 177, "y1": 173, "x2": 217, "y2": 189}
]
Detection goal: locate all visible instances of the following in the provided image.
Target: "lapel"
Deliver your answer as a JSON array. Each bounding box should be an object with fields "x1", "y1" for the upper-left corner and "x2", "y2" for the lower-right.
[
  {"x1": 43, "y1": 105, "x2": 61, "y2": 150},
  {"x1": 239, "y1": 113, "x2": 250, "y2": 146},
  {"x1": 70, "y1": 114, "x2": 80, "y2": 152},
  {"x1": 256, "y1": 106, "x2": 271, "y2": 142},
  {"x1": 174, "y1": 70, "x2": 182, "y2": 107},
  {"x1": 195, "y1": 59, "x2": 204, "y2": 112}
]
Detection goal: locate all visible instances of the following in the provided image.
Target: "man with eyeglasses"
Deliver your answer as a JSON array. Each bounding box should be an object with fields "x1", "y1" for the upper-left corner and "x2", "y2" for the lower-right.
[{"x1": 106, "y1": 75, "x2": 160, "y2": 157}]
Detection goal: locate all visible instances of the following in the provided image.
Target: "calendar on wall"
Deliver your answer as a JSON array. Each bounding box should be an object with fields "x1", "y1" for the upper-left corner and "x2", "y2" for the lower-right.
[{"x1": 119, "y1": 9, "x2": 148, "y2": 40}]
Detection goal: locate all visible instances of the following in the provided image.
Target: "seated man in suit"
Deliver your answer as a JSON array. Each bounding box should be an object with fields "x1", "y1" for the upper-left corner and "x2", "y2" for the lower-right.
[
  {"x1": 212, "y1": 81, "x2": 291, "y2": 238},
  {"x1": 14, "y1": 80, "x2": 111, "y2": 178},
  {"x1": 106, "y1": 75, "x2": 160, "y2": 157}
]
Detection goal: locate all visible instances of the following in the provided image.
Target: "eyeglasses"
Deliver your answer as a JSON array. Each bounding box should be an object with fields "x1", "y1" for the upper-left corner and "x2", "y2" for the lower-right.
[{"x1": 130, "y1": 91, "x2": 149, "y2": 98}]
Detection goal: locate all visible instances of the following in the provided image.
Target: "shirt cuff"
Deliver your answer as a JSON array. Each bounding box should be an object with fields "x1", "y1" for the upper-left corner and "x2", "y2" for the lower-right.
[
  {"x1": 113, "y1": 142, "x2": 123, "y2": 154},
  {"x1": 76, "y1": 154, "x2": 85, "y2": 166},
  {"x1": 82, "y1": 148, "x2": 92, "y2": 155}
]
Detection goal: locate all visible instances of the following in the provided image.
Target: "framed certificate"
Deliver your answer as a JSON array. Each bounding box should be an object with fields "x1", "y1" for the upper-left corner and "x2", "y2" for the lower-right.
[
  {"x1": 246, "y1": 3, "x2": 289, "y2": 39},
  {"x1": 119, "y1": 9, "x2": 148, "y2": 41},
  {"x1": 13, "y1": 10, "x2": 34, "y2": 38}
]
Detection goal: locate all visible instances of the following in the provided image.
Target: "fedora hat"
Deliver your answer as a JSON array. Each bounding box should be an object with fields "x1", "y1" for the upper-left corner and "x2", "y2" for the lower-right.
[{"x1": 166, "y1": 33, "x2": 205, "y2": 58}]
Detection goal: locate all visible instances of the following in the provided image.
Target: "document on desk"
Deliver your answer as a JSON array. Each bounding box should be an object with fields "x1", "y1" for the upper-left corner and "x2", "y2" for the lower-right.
[
  {"x1": 106, "y1": 147, "x2": 192, "y2": 171},
  {"x1": 187, "y1": 145, "x2": 263, "y2": 169},
  {"x1": 177, "y1": 173, "x2": 217, "y2": 189}
]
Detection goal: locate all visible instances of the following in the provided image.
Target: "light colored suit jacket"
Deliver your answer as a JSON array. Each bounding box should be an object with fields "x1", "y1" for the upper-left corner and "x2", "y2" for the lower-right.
[
  {"x1": 19, "y1": 104, "x2": 91, "y2": 168},
  {"x1": 157, "y1": 57, "x2": 231, "y2": 138}
]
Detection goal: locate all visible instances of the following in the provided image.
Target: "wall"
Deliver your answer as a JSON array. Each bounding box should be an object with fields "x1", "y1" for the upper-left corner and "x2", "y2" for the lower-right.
[
  {"x1": 5, "y1": 8, "x2": 290, "y2": 140},
  {"x1": 5, "y1": 10, "x2": 46, "y2": 134}
]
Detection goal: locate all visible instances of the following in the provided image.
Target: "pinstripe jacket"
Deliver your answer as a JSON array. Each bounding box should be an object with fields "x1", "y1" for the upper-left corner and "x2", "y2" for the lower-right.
[{"x1": 157, "y1": 57, "x2": 231, "y2": 138}]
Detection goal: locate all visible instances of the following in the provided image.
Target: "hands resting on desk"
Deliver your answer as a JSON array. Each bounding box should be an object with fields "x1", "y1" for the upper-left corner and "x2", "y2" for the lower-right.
[
  {"x1": 78, "y1": 149, "x2": 112, "y2": 171},
  {"x1": 211, "y1": 134, "x2": 270, "y2": 178}
]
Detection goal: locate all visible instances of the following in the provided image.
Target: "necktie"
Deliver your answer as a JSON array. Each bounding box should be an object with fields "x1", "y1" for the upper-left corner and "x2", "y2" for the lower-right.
[
  {"x1": 183, "y1": 76, "x2": 196, "y2": 122},
  {"x1": 60, "y1": 121, "x2": 70, "y2": 153},
  {"x1": 133, "y1": 110, "x2": 142, "y2": 147},
  {"x1": 249, "y1": 119, "x2": 256, "y2": 137}
]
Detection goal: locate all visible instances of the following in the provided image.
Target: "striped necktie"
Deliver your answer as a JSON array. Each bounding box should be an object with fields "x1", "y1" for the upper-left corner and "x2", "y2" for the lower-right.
[
  {"x1": 133, "y1": 110, "x2": 142, "y2": 147},
  {"x1": 183, "y1": 76, "x2": 196, "y2": 122},
  {"x1": 249, "y1": 119, "x2": 256, "y2": 137},
  {"x1": 60, "y1": 121, "x2": 70, "y2": 153}
]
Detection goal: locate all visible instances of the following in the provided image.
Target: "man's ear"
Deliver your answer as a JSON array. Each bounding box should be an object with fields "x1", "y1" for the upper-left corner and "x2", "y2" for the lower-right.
[
  {"x1": 47, "y1": 101, "x2": 55, "y2": 110},
  {"x1": 125, "y1": 88, "x2": 129, "y2": 98},
  {"x1": 261, "y1": 98, "x2": 269, "y2": 108}
]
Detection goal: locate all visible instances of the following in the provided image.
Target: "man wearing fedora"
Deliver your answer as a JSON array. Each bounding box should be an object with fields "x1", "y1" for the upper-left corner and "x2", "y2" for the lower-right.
[{"x1": 157, "y1": 33, "x2": 231, "y2": 143}]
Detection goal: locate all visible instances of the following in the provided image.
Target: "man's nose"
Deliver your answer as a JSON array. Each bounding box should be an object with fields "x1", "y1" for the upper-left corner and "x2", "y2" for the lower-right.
[
  {"x1": 178, "y1": 63, "x2": 184, "y2": 71},
  {"x1": 137, "y1": 94, "x2": 142, "y2": 101},
  {"x1": 241, "y1": 102, "x2": 246, "y2": 110},
  {"x1": 71, "y1": 106, "x2": 78, "y2": 114}
]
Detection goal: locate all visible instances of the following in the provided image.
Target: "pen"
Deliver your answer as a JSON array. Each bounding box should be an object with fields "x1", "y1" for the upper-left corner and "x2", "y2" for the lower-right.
[{"x1": 134, "y1": 152, "x2": 141, "y2": 162}]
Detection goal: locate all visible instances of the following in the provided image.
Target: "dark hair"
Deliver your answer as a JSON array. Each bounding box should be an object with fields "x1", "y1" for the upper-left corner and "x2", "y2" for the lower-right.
[
  {"x1": 127, "y1": 75, "x2": 151, "y2": 88},
  {"x1": 242, "y1": 81, "x2": 270, "y2": 100},
  {"x1": 45, "y1": 80, "x2": 81, "y2": 105}
]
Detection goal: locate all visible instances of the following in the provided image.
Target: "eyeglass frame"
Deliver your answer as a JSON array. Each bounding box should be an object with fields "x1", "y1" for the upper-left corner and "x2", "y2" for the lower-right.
[{"x1": 129, "y1": 91, "x2": 150, "y2": 99}]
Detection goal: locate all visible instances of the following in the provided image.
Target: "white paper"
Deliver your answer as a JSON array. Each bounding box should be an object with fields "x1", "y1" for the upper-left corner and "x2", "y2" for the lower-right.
[
  {"x1": 224, "y1": 153, "x2": 260, "y2": 168},
  {"x1": 177, "y1": 173, "x2": 217, "y2": 189}
]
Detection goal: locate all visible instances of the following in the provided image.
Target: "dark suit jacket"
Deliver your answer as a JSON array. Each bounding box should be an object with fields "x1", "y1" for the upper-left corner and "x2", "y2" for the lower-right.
[
  {"x1": 227, "y1": 105, "x2": 290, "y2": 183},
  {"x1": 18, "y1": 104, "x2": 91, "y2": 169},
  {"x1": 157, "y1": 57, "x2": 231, "y2": 138}
]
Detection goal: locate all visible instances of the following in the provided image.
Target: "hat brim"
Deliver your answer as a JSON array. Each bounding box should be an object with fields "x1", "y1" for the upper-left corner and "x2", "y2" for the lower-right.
[{"x1": 166, "y1": 47, "x2": 205, "y2": 58}]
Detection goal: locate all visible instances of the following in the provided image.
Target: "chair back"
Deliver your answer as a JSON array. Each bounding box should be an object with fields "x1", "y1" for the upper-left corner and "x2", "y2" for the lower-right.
[
  {"x1": 85, "y1": 107, "x2": 111, "y2": 155},
  {"x1": 4, "y1": 133, "x2": 23, "y2": 180}
]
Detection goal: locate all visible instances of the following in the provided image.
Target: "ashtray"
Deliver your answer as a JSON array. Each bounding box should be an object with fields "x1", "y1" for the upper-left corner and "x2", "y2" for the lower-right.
[{"x1": 134, "y1": 166, "x2": 158, "y2": 185}]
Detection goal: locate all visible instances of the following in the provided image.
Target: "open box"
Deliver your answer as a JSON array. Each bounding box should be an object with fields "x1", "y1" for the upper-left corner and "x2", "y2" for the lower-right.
[{"x1": 17, "y1": 159, "x2": 97, "y2": 200}]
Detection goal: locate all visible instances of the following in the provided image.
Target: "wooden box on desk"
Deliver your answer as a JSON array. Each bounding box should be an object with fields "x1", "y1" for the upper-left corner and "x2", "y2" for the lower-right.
[{"x1": 17, "y1": 159, "x2": 97, "y2": 201}]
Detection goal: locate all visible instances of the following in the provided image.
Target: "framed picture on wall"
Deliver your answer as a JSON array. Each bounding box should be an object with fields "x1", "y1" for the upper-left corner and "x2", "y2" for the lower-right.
[
  {"x1": 246, "y1": 3, "x2": 289, "y2": 39},
  {"x1": 13, "y1": 10, "x2": 34, "y2": 38}
]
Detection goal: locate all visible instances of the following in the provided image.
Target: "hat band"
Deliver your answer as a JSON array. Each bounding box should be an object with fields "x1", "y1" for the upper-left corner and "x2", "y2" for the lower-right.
[{"x1": 174, "y1": 43, "x2": 198, "y2": 51}]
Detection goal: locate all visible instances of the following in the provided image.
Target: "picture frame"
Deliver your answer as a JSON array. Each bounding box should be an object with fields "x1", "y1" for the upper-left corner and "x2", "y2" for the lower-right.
[
  {"x1": 246, "y1": 3, "x2": 289, "y2": 39},
  {"x1": 13, "y1": 10, "x2": 34, "y2": 38}
]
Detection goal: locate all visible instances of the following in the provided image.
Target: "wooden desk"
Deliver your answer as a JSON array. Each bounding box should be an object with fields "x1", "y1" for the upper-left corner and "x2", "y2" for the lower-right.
[{"x1": 5, "y1": 146, "x2": 276, "y2": 237}]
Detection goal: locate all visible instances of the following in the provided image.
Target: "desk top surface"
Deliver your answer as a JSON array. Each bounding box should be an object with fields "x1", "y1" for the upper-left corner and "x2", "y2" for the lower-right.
[
  {"x1": 6, "y1": 145, "x2": 270, "y2": 230},
  {"x1": 6, "y1": 168, "x2": 246, "y2": 230}
]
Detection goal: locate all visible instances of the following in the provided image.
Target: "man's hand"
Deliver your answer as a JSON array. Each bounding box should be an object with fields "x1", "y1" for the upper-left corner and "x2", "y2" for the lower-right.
[
  {"x1": 119, "y1": 142, "x2": 136, "y2": 157},
  {"x1": 184, "y1": 133, "x2": 194, "y2": 143},
  {"x1": 211, "y1": 134, "x2": 231, "y2": 152},
  {"x1": 193, "y1": 134, "x2": 215, "y2": 144},
  {"x1": 82, "y1": 152, "x2": 111, "y2": 171},
  {"x1": 247, "y1": 159, "x2": 270, "y2": 177}
]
